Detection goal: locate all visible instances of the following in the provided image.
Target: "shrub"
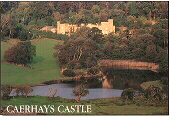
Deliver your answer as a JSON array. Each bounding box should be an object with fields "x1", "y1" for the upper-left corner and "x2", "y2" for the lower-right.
[
  {"x1": 121, "y1": 88, "x2": 136, "y2": 100},
  {"x1": 56, "y1": 34, "x2": 69, "y2": 41},
  {"x1": 1, "y1": 85, "x2": 12, "y2": 100},
  {"x1": 160, "y1": 77, "x2": 168, "y2": 85},
  {"x1": 1, "y1": 36, "x2": 10, "y2": 42},
  {"x1": 85, "y1": 56, "x2": 97, "y2": 68},
  {"x1": 144, "y1": 85, "x2": 163, "y2": 100},
  {"x1": 62, "y1": 69, "x2": 76, "y2": 77},
  {"x1": 31, "y1": 30, "x2": 69, "y2": 41},
  {"x1": 67, "y1": 61, "x2": 82, "y2": 69},
  {"x1": 49, "y1": 88, "x2": 58, "y2": 98},
  {"x1": 87, "y1": 67, "x2": 100, "y2": 75},
  {"x1": 14, "y1": 86, "x2": 33, "y2": 97},
  {"x1": 19, "y1": 29, "x2": 33, "y2": 41},
  {"x1": 72, "y1": 84, "x2": 89, "y2": 101}
]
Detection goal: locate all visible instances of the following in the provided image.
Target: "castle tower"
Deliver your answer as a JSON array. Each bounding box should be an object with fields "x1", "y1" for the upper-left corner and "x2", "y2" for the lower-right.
[
  {"x1": 57, "y1": 21, "x2": 61, "y2": 34},
  {"x1": 108, "y1": 19, "x2": 115, "y2": 33}
]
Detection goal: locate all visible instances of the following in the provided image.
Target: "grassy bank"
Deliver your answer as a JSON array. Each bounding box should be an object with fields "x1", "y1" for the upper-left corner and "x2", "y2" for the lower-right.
[
  {"x1": 140, "y1": 80, "x2": 163, "y2": 90},
  {"x1": 1, "y1": 96, "x2": 168, "y2": 115},
  {"x1": 1, "y1": 39, "x2": 62, "y2": 86}
]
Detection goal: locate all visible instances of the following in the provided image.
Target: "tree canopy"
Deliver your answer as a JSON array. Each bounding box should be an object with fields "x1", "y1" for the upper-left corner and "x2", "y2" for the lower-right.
[{"x1": 4, "y1": 41, "x2": 36, "y2": 64}]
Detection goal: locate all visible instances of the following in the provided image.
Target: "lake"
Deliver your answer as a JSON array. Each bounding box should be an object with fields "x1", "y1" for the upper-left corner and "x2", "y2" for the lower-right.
[{"x1": 10, "y1": 67, "x2": 163, "y2": 100}]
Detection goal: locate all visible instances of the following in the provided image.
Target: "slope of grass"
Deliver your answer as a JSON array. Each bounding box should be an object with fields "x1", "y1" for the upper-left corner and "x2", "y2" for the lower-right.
[
  {"x1": 140, "y1": 80, "x2": 163, "y2": 90},
  {"x1": 1, "y1": 39, "x2": 62, "y2": 86}
]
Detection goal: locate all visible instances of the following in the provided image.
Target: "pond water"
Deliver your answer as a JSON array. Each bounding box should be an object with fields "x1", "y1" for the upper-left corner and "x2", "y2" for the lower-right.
[
  {"x1": 10, "y1": 84, "x2": 123, "y2": 100},
  {"x1": 10, "y1": 67, "x2": 164, "y2": 100}
]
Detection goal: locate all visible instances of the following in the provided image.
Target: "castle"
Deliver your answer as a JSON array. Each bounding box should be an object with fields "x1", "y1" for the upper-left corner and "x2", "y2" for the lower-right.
[{"x1": 57, "y1": 19, "x2": 115, "y2": 35}]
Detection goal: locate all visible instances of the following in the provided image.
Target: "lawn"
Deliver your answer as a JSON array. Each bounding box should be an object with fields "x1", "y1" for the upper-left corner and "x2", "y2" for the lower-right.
[
  {"x1": 1, "y1": 96, "x2": 168, "y2": 115},
  {"x1": 1, "y1": 39, "x2": 62, "y2": 86},
  {"x1": 140, "y1": 80, "x2": 163, "y2": 90}
]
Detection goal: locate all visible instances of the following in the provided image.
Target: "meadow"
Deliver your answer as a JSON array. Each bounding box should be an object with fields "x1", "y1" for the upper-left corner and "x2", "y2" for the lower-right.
[
  {"x1": 1, "y1": 39, "x2": 62, "y2": 86},
  {"x1": 1, "y1": 96, "x2": 168, "y2": 115}
]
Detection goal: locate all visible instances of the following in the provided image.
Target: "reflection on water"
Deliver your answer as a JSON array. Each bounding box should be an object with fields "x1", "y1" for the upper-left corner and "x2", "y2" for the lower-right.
[
  {"x1": 102, "y1": 76, "x2": 113, "y2": 89},
  {"x1": 101, "y1": 66, "x2": 162, "y2": 90}
]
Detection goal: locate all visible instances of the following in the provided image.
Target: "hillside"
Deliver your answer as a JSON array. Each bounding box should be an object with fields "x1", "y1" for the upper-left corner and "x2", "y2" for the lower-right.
[{"x1": 1, "y1": 39, "x2": 62, "y2": 86}]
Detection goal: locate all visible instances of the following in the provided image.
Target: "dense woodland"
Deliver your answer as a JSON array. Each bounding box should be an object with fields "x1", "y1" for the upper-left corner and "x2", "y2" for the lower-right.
[{"x1": 1, "y1": 1, "x2": 168, "y2": 72}]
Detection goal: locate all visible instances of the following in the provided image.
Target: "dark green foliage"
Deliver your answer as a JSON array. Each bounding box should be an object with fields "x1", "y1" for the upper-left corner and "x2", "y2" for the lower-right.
[
  {"x1": 87, "y1": 67, "x2": 100, "y2": 75},
  {"x1": 1, "y1": 23, "x2": 32, "y2": 40},
  {"x1": 121, "y1": 88, "x2": 136, "y2": 100},
  {"x1": 1, "y1": 37, "x2": 10, "y2": 42},
  {"x1": 160, "y1": 76, "x2": 168, "y2": 85},
  {"x1": 160, "y1": 77, "x2": 168, "y2": 94},
  {"x1": 53, "y1": 37, "x2": 102, "y2": 68},
  {"x1": 1, "y1": 85, "x2": 12, "y2": 100},
  {"x1": 151, "y1": 29, "x2": 168, "y2": 48},
  {"x1": 2, "y1": 1, "x2": 168, "y2": 30},
  {"x1": 4, "y1": 41, "x2": 36, "y2": 64},
  {"x1": 32, "y1": 30, "x2": 56, "y2": 39},
  {"x1": 88, "y1": 27, "x2": 104, "y2": 44},
  {"x1": 111, "y1": 9, "x2": 126, "y2": 27},
  {"x1": 129, "y1": 2, "x2": 138, "y2": 17},
  {"x1": 144, "y1": 85, "x2": 163, "y2": 100},
  {"x1": 85, "y1": 56, "x2": 98, "y2": 68},
  {"x1": 32, "y1": 30, "x2": 69, "y2": 41},
  {"x1": 56, "y1": 34, "x2": 69, "y2": 41},
  {"x1": 67, "y1": 61, "x2": 83, "y2": 69},
  {"x1": 159, "y1": 58, "x2": 168, "y2": 73},
  {"x1": 62, "y1": 69, "x2": 76, "y2": 77},
  {"x1": 1, "y1": 26, "x2": 10, "y2": 37},
  {"x1": 19, "y1": 29, "x2": 33, "y2": 41}
]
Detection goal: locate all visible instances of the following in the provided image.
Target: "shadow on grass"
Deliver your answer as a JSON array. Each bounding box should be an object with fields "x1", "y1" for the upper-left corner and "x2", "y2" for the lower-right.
[{"x1": 31, "y1": 56, "x2": 45, "y2": 64}]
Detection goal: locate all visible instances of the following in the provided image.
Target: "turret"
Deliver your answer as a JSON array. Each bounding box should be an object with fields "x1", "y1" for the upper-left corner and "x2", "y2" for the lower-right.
[{"x1": 57, "y1": 21, "x2": 61, "y2": 34}]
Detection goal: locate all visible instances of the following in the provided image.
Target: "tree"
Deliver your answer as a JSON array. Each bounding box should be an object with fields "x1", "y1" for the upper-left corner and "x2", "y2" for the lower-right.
[
  {"x1": 129, "y1": 2, "x2": 138, "y2": 17},
  {"x1": 1, "y1": 85, "x2": 12, "y2": 100},
  {"x1": 75, "y1": 26, "x2": 91, "y2": 38},
  {"x1": 19, "y1": 29, "x2": 33, "y2": 41},
  {"x1": 92, "y1": 5, "x2": 100, "y2": 14},
  {"x1": 72, "y1": 84, "x2": 89, "y2": 101},
  {"x1": 14, "y1": 86, "x2": 34, "y2": 97},
  {"x1": 62, "y1": 69, "x2": 76, "y2": 77},
  {"x1": 144, "y1": 85, "x2": 163, "y2": 101},
  {"x1": 103, "y1": 41, "x2": 115, "y2": 58},
  {"x1": 121, "y1": 88, "x2": 136, "y2": 100},
  {"x1": 88, "y1": 27, "x2": 104, "y2": 44},
  {"x1": 159, "y1": 58, "x2": 168, "y2": 73},
  {"x1": 110, "y1": 9, "x2": 126, "y2": 26},
  {"x1": 145, "y1": 44, "x2": 158, "y2": 62},
  {"x1": 48, "y1": 88, "x2": 58, "y2": 98},
  {"x1": 151, "y1": 29, "x2": 168, "y2": 48},
  {"x1": 99, "y1": 8, "x2": 109, "y2": 22},
  {"x1": 53, "y1": 37, "x2": 102, "y2": 68},
  {"x1": 4, "y1": 41, "x2": 36, "y2": 64}
]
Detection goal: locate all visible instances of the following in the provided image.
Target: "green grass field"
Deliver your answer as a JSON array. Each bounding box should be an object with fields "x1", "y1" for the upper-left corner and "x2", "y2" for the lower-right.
[
  {"x1": 1, "y1": 96, "x2": 168, "y2": 115},
  {"x1": 1, "y1": 39, "x2": 62, "y2": 86}
]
